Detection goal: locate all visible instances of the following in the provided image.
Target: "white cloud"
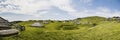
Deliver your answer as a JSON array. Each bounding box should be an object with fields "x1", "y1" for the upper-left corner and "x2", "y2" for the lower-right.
[
  {"x1": 0, "y1": 0, "x2": 77, "y2": 15},
  {"x1": 50, "y1": 0, "x2": 76, "y2": 12},
  {"x1": 0, "y1": 0, "x2": 52, "y2": 15},
  {"x1": 80, "y1": 0, "x2": 93, "y2": 3},
  {"x1": 68, "y1": 7, "x2": 120, "y2": 17},
  {"x1": 0, "y1": 0, "x2": 78, "y2": 21},
  {"x1": 0, "y1": 0, "x2": 120, "y2": 21}
]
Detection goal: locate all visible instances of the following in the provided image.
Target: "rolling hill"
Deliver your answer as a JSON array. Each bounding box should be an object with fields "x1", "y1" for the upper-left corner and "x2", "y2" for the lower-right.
[{"x1": 1, "y1": 16, "x2": 120, "y2": 40}]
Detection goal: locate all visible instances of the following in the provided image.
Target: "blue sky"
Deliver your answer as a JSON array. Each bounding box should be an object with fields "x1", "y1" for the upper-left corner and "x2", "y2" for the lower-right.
[{"x1": 0, "y1": 0, "x2": 120, "y2": 21}]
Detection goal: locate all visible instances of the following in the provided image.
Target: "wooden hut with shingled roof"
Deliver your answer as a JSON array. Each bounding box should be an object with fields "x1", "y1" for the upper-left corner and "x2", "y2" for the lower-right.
[
  {"x1": 0, "y1": 17, "x2": 19, "y2": 36},
  {"x1": 0, "y1": 17, "x2": 11, "y2": 30}
]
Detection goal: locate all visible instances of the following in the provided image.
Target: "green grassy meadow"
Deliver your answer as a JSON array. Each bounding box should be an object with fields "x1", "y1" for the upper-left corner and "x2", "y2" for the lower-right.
[{"x1": 1, "y1": 16, "x2": 120, "y2": 40}]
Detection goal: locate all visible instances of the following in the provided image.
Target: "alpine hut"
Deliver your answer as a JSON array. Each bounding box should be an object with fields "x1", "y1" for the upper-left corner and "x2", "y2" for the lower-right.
[
  {"x1": 31, "y1": 22, "x2": 44, "y2": 27},
  {"x1": 0, "y1": 17, "x2": 11, "y2": 30},
  {"x1": 0, "y1": 17, "x2": 19, "y2": 37}
]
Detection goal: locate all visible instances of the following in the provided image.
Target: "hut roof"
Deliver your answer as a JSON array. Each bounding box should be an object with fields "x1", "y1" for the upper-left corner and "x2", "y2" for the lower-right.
[
  {"x1": 43, "y1": 21, "x2": 49, "y2": 24},
  {"x1": 0, "y1": 29, "x2": 19, "y2": 36},
  {"x1": 31, "y1": 22, "x2": 44, "y2": 27},
  {"x1": 0, "y1": 17, "x2": 10, "y2": 28}
]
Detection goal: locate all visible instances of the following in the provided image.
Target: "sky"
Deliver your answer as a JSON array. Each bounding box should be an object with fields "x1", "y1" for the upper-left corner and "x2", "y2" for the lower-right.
[{"x1": 0, "y1": 0, "x2": 120, "y2": 21}]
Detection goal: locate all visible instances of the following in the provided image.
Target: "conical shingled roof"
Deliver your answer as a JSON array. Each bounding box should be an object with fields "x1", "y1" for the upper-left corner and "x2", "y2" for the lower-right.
[{"x1": 31, "y1": 22, "x2": 44, "y2": 27}]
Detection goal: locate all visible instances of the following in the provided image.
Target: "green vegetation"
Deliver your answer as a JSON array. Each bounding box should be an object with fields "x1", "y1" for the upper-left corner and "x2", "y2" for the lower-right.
[{"x1": 1, "y1": 16, "x2": 120, "y2": 40}]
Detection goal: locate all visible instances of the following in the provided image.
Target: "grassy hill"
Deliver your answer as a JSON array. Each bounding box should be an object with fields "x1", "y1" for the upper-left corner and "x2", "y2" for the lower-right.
[{"x1": 1, "y1": 16, "x2": 120, "y2": 40}]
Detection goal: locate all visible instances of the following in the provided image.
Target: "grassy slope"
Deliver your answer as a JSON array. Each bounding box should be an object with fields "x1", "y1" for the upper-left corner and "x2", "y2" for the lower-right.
[{"x1": 2, "y1": 16, "x2": 120, "y2": 40}]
